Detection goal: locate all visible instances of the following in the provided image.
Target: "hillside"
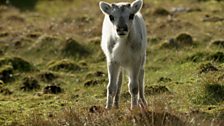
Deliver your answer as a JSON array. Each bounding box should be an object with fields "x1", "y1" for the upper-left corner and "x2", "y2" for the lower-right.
[{"x1": 0, "y1": 0, "x2": 224, "y2": 125}]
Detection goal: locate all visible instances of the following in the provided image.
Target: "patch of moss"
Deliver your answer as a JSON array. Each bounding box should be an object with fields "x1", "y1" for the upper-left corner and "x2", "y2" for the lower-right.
[
  {"x1": 0, "y1": 57, "x2": 36, "y2": 72},
  {"x1": 200, "y1": 83, "x2": 224, "y2": 104},
  {"x1": 176, "y1": 33, "x2": 193, "y2": 46},
  {"x1": 60, "y1": 38, "x2": 89, "y2": 58},
  {"x1": 48, "y1": 59, "x2": 81, "y2": 72},
  {"x1": 10, "y1": 57, "x2": 36, "y2": 72},
  {"x1": 29, "y1": 35, "x2": 61, "y2": 57},
  {"x1": 160, "y1": 33, "x2": 194, "y2": 49}
]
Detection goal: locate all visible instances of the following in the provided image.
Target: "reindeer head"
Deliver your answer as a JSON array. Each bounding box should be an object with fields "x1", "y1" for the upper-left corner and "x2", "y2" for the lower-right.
[{"x1": 99, "y1": 0, "x2": 143, "y2": 38}]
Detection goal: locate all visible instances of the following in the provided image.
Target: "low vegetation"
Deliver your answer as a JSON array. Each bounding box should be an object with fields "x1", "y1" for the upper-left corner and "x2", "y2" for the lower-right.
[{"x1": 0, "y1": 0, "x2": 224, "y2": 125}]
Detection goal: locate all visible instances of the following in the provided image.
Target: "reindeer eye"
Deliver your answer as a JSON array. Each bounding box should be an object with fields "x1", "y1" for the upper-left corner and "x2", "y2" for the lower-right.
[
  {"x1": 109, "y1": 15, "x2": 114, "y2": 21},
  {"x1": 129, "y1": 14, "x2": 135, "y2": 20}
]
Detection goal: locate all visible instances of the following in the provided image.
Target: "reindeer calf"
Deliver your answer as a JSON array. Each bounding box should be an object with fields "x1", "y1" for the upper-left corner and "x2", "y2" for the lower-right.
[{"x1": 99, "y1": 0, "x2": 147, "y2": 109}]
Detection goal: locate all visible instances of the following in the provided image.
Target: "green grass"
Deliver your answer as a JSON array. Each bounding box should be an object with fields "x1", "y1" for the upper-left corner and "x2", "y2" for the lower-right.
[{"x1": 0, "y1": 0, "x2": 224, "y2": 125}]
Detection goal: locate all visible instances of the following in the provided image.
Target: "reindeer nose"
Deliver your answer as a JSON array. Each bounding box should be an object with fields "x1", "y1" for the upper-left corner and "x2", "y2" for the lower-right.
[{"x1": 117, "y1": 25, "x2": 128, "y2": 32}]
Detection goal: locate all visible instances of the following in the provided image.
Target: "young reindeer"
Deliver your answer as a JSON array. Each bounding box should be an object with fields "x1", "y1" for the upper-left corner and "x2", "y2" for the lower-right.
[{"x1": 99, "y1": 0, "x2": 147, "y2": 109}]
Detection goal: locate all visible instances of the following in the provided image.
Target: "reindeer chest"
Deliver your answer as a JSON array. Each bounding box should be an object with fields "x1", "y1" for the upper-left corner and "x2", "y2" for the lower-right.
[{"x1": 110, "y1": 41, "x2": 141, "y2": 66}]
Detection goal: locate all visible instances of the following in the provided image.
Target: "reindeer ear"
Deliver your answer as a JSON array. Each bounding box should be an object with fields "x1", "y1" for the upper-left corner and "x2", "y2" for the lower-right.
[
  {"x1": 131, "y1": 0, "x2": 143, "y2": 14},
  {"x1": 99, "y1": 1, "x2": 112, "y2": 15}
]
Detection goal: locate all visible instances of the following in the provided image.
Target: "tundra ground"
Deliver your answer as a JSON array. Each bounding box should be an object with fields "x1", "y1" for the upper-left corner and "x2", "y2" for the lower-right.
[{"x1": 0, "y1": 0, "x2": 224, "y2": 125}]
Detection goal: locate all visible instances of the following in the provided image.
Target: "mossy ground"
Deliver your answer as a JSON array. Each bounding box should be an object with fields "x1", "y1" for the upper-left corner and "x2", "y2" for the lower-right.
[{"x1": 0, "y1": 0, "x2": 224, "y2": 125}]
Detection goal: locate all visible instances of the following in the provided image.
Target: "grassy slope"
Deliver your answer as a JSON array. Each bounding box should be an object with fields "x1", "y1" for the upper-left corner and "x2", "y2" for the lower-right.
[{"x1": 0, "y1": 0, "x2": 224, "y2": 125}]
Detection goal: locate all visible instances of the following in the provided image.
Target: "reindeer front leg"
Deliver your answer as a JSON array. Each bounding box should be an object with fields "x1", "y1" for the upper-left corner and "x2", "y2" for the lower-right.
[
  {"x1": 114, "y1": 70, "x2": 122, "y2": 108},
  {"x1": 106, "y1": 61, "x2": 120, "y2": 109},
  {"x1": 128, "y1": 67, "x2": 140, "y2": 109},
  {"x1": 138, "y1": 68, "x2": 147, "y2": 106}
]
